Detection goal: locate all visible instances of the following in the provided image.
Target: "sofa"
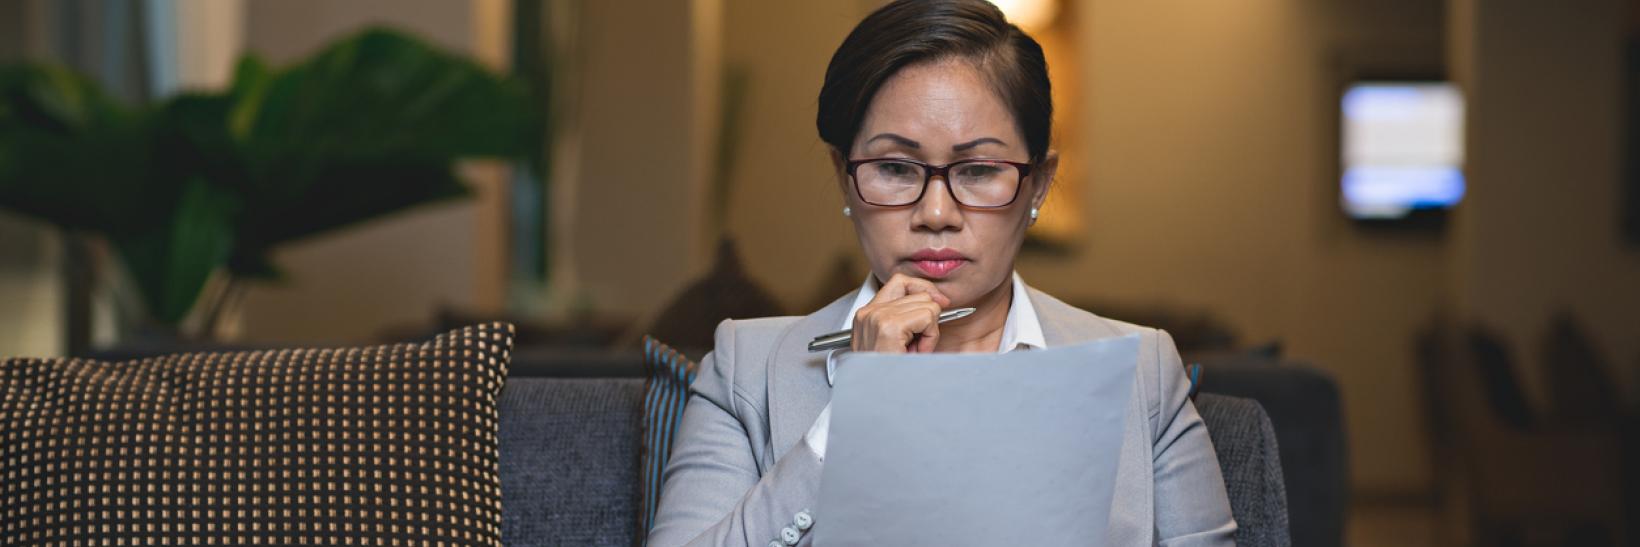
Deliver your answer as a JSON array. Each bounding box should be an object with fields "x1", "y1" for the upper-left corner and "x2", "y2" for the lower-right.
[
  {"x1": 497, "y1": 359, "x2": 1292, "y2": 546},
  {"x1": 55, "y1": 342, "x2": 1292, "y2": 545}
]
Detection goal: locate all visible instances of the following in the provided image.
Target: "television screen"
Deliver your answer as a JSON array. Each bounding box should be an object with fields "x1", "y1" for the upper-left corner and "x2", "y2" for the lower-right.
[{"x1": 1340, "y1": 81, "x2": 1466, "y2": 220}]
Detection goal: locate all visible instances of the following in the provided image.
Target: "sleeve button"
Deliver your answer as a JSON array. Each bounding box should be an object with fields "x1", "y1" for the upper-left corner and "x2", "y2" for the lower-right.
[
  {"x1": 781, "y1": 526, "x2": 801, "y2": 545},
  {"x1": 794, "y1": 510, "x2": 813, "y2": 531}
]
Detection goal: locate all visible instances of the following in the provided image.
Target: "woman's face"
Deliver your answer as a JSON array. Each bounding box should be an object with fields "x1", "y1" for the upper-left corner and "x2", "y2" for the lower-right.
[{"x1": 836, "y1": 59, "x2": 1055, "y2": 308}]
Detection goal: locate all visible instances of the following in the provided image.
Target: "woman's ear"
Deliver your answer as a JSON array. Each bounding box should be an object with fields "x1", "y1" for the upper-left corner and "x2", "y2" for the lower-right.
[{"x1": 1030, "y1": 150, "x2": 1059, "y2": 211}]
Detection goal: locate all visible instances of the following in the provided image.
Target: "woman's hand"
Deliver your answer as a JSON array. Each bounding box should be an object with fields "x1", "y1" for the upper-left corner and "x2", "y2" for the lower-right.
[{"x1": 851, "y1": 273, "x2": 952, "y2": 353}]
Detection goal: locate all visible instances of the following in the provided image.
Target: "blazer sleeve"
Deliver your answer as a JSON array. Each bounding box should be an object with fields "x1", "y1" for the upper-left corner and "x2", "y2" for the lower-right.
[
  {"x1": 647, "y1": 320, "x2": 825, "y2": 547},
  {"x1": 1151, "y1": 329, "x2": 1239, "y2": 546}
]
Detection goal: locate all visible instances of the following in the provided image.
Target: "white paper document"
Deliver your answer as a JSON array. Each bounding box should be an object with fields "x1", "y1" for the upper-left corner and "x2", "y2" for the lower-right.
[{"x1": 813, "y1": 335, "x2": 1140, "y2": 546}]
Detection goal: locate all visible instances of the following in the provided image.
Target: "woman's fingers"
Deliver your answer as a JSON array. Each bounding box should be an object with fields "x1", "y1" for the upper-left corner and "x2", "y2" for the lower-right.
[
  {"x1": 851, "y1": 292, "x2": 934, "y2": 333},
  {"x1": 874, "y1": 273, "x2": 950, "y2": 308},
  {"x1": 850, "y1": 273, "x2": 953, "y2": 353},
  {"x1": 892, "y1": 300, "x2": 943, "y2": 353},
  {"x1": 911, "y1": 319, "x2": 940, "y2": 353},
  {"x1": 854, "y1": 297, "x2": 942, "y2": 353}
]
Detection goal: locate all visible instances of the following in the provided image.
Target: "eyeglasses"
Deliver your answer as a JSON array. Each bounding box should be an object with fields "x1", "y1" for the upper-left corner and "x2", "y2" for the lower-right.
[{"x1": 846, "y1": 158, "x2": 1033, "y2": 208}]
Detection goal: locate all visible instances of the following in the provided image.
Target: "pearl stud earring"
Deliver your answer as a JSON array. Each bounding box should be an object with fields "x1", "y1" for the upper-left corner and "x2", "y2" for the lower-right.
[
  {"x1": 1029, "y1": 207, "x2": 1040, "y2": 221},
  {"x1": 843, "y1": 206, "x2": 852, "y2": 217}
]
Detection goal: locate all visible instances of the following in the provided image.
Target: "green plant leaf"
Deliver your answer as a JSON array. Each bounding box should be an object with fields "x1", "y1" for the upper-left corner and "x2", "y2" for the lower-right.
[
  {"x1": 228, "y1": 159, "x2": 470, "y2": 272},
  {"x1": 226, "y1": 55, "x2": 272, "y2": 141},
  {"x1": 224, "y1": 27, "x2": 536, "y2": 270},
  {"x1": 235, "y1": 29, "x2": 535, "y2": 195},
  {"x1": 112, "y1": 176, "x2": 239, "y2": 325},
  {"x1": 0, "y1": 64, "x2": 160, "y2": 233}
]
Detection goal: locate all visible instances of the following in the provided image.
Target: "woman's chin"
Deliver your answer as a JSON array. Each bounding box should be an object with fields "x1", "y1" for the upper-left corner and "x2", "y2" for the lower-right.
[{"x1": 884, "y1": 265, "x2": 1005, "y2": 307}]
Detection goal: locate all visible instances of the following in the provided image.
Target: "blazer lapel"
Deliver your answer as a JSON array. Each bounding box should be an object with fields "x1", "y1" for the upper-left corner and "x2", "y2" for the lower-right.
[
  {"x1": 766, "y1": 292, "x2": 855, "y2": 462},
  {"x1": 1028, "y1": 287, "x2": 1123, "y2": 346}
]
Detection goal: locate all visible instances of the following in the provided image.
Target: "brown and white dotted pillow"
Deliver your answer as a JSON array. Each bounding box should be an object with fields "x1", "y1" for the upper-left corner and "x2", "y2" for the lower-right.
[{"x1": 0, "y1": 322, "x2": 514, "y2": 546}]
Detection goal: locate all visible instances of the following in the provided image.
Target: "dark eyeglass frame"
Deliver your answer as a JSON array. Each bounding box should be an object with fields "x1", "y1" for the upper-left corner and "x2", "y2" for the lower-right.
[{"x1": 846, "y1": 157, "x2": 1035, "y2": 208}]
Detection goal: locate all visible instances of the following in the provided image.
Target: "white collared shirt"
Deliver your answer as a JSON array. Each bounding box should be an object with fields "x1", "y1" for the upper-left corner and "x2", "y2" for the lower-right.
[{"x1": 806, "y1": 272, "x2": 1046, "y2": 460}]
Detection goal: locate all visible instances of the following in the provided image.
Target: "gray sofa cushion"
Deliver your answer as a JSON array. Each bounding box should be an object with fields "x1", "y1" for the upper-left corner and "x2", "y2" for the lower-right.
[
  {"x1": 1197, "y1": 393, "x2": 1292, "y2": 547},
  {"x1": 1197, "y1": 358, "x2": 1344, "y2": 547},
  {"x1": 500, "y1": 377, "x2": 643, "y2": 547}
]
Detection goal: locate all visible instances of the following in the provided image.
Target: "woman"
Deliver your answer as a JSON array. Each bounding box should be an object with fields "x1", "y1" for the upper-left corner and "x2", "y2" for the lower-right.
[{"x1": 648, "y1": 1, "x2": 1237, "y2": 545}]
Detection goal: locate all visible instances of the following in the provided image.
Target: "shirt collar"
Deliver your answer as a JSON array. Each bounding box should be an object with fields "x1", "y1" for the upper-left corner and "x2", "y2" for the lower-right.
[{"x1": 828, "y1": 272, "x2": 1046, "y2": 385}]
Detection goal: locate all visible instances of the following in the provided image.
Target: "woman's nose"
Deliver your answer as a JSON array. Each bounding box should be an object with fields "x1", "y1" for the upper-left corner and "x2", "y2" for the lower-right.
[{"x1": 910, "y1": 177, "x2": 963, "y2": 231}]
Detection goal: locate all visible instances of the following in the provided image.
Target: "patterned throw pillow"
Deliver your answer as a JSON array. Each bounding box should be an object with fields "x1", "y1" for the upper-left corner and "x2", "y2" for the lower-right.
[
  {"x1": 637, "y1": 336, "x2": 699, "y2": 544},
  {"x1": 0, "y1": 322, "x2": 515, "y2": 546}
]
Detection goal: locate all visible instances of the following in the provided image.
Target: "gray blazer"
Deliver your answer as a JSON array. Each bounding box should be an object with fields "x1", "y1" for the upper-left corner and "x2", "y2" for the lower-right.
[{"x1": 647, "y1": 287, "x2": 1238, "y2": 546}]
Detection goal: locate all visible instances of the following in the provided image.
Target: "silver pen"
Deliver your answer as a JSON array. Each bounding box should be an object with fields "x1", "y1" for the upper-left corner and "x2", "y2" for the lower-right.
[{"x1": 806, "y1": 307, "x2": 977, "y2": 352}]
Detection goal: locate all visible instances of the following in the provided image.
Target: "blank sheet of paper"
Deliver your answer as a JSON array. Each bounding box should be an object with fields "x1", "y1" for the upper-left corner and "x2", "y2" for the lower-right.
[{"x1": 814, "y1": 335, "x2": 1139, "y2": 546}]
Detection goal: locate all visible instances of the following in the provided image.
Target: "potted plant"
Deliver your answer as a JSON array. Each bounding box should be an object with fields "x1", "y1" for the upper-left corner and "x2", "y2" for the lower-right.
[{"x1": 0, "y1": 28, "x2": 538, "y2": 340}]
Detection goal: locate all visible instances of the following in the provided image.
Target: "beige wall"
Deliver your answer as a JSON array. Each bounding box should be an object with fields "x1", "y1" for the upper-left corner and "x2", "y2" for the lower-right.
[
  {"x1": 718, "y1": 1, "x2": 874, "y2": 310},
  {"x1": 0, "y1": 1, "x2": 65, "y2": 359},
  {"x1": 1049, "y1": 0, "x2": 1450, "y2": 495},
  {"x1": 168, "y1": 0, "x2": 245, "y2": 93},
  {"x1": 1451, "y1": 0, "x2": 1640, "y2": 406},
  {"x1": 0, "y1": 215, "x2": 62, "y2": 358},
  {"x1": 561, "y1": 0, "x2": 714, "y2": 321}
]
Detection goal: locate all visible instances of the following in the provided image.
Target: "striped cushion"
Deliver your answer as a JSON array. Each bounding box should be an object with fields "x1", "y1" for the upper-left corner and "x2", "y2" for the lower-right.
[{"x1": 638, "y1": 336, "x2": 699, "y2": 543}]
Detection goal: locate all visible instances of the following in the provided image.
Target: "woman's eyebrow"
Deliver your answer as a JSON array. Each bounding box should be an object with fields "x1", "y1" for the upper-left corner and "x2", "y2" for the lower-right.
[
  {"x1": 864, "y1": 134, "x2": 1007, "y2": 151},
  {"x1": 952, "y1": 137, "x2": 1006, "y2": 151},
  {"x1": 865, "y1": 133, "x2": 920, "y2": 149}
]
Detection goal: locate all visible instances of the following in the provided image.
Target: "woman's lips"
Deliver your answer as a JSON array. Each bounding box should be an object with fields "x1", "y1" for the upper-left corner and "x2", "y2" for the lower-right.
[
  {"x1": 907, "y1": 249, "x2": 969, "y2": 278},
  {"x1": 912, "y1": 258, "x2": 967, "y2": 278}
]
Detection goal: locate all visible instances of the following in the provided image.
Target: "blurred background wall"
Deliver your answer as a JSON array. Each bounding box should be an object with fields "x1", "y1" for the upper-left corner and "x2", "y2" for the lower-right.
[
  {"x1": 1452, "y1": 0, "x2": 1640, "y2": 425},
  {"x1": 2, "y1": 0, "x2": 1637, "y2": 534},
  {"x1": 1036, "y1": 0, "x2": 1449, "y2": 495},
  {"x1": 0, "y1": 1, "x2": 69, "y2": 360}
]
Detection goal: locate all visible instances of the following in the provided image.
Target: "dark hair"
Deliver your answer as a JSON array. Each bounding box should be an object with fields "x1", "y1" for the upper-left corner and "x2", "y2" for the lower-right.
[{"x1": 817, "y1": 0, "x2": 1053, "y2": 166}]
